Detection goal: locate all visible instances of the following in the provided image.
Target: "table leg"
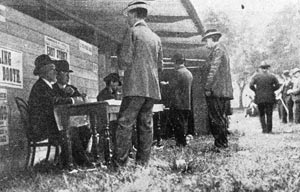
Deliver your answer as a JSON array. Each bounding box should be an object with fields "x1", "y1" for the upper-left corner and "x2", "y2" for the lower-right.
[
  {"x1": 90, "y1": 112, "x2": 99, "y2": 160},
  {"x1": 104, "y1": 118, "x2": 111, "y2": 165},
  {"x1": 156, "y1": 112, "x2": 162, "y2": 147},
  {"x1": 61, "y1": 113, "x2": 73, "y2": 168}
]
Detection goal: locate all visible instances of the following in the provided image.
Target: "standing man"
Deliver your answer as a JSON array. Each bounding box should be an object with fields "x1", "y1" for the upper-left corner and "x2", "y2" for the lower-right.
[
  {"x1": 279, "y1": 70, "x2": 293, "y2": 123},
  {"x1": 288, "y1": 68, "x2": 300, "y2": 124},
  {"x1": 202, "y1": 29, "x2": 233, "y2": 149},
  {"x1": 250, "y1": 62, "x2": 280, "y2": 133},
  {"x1": 167, "y1": 53, "x2": 193, "y2": 147},
  {"x1": 112, "y1": 0, "x2": 163, "y2": 168}
]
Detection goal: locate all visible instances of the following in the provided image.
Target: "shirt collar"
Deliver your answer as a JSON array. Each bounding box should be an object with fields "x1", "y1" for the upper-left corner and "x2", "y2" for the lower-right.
[
  {"x1": 175, "y1": 64, "x2": 185, "y2": 70},
  {"x1": 42, "y1": 78, "x2": 53, "y2": 89},
  {"x1": 133, "y1": 19, "x2": 147, "y2": 27},
  {"x1": 57, "y1": 83, "x2": 67, "y2": 89}
]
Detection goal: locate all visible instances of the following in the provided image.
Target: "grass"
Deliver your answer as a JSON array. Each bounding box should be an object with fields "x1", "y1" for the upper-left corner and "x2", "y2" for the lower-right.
[{"x1": 2, "y1": 110, "x2": 300, "y2": 192}]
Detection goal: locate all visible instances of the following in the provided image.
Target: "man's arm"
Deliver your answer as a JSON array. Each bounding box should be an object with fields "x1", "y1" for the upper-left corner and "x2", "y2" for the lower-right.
[
  {"x1": 120, "y1": 28, "x2": 134, "y2": 67},
  {"x1": 249, "y1": 76, "x2": 256, "y2": 91},
  {"x1": 157, "y1": 39, "x2": 163, "y2": 73}
]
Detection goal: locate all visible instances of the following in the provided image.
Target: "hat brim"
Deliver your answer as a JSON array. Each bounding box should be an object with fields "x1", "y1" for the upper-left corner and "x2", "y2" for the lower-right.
[
  {"x1": 293, "y1": 70, "x2": 300, "y2": 75},
  {"x1": 259, "y1": 65, "x2": 271, "y2": 69},
  {"x1": 123, "y1": 4, "x2": 150, "y2": 16},
  {"x1": 202, "y1": 32, "x2": 222, "y2": 42}
]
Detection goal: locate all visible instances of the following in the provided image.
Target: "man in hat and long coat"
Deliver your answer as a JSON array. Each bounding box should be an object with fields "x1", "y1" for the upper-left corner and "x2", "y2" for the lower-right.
[
  {"x1": 112, "y1": 0, "x2": 163, "y2": 168},
  {"x1": 250, "y1": 62, "x2": 280, "y2": 133},
  {"x1": 28, "y1": 55, "x2": 75, "y2": 168},
  {"x1": 202, "y1": 29, "x2": 233, "y2": 148}
]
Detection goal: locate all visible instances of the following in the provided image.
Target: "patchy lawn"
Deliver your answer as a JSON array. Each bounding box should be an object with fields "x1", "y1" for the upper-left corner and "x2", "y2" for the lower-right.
[{"x1": 2, "y1": 110, "x2": 300, "y2": 192}]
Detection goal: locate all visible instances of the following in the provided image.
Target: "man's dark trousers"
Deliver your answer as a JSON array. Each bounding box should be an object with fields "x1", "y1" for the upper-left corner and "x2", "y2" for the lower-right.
[
  {"x1": 170, "y1": 109, "x2": 190, "y2": 146},
  {"x1": 113, "y1": 96, "x2": 155, "y2": 167},
  {"x1": 257, "y1": 102, "x2": 274, "y2": 133}
]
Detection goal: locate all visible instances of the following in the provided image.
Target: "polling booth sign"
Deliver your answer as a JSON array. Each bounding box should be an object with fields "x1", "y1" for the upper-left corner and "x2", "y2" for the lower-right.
[{"x1": 0, "y1": 47, "x2": 23, "y2": 89}]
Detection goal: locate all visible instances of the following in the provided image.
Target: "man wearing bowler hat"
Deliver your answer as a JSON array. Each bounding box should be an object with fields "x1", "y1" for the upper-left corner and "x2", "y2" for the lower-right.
[
  {"x1": 202, "y1": 29, "x2": 233, "y2": 148},
  {"x1": 112, "y1": 0, "x2": 163, "y2": 168},
  {"x1": 28, "y1": 55, "x2": 75, "y2": 168},
  {"x1": 250, "y1": 62, "x2": 280, "y2": 133},
  {"x1": 53, "y1": 60, "x2": 93, "y2": 167},
  {"x1": 168, "y1": 53, "x2": 193, "y2": 147}
]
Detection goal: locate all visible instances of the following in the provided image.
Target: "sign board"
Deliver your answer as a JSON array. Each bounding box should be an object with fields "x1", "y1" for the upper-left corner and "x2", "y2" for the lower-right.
[
  {"x1": 0, "y1": 47, "x2": 23, "y2": 89},
  {"x1": 79, "y1": 40, "x2": 93, "y2": 56},
  {"x1": 0, "y1": 88, "x2": 8, "y2": 146},
  {"x1": 45, "y1": 36, "x2": 70, "y2": 62},
  {"x1": 0, "y1": 5, "x2": 6, "y2": 22}
]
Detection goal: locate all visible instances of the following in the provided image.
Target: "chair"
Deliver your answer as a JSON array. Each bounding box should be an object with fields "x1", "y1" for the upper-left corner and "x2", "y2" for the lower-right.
[{"x1": 15, "y1": 97, "x2": 59, "y2": 167}]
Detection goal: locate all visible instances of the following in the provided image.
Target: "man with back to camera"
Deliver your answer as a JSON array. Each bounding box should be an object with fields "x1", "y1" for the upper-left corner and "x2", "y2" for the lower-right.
[
  {"x1": 112, "y1": 0, "x2": 163, "y2": 169},
  {"x1": 250, "y1": 62, "x2": 280, "y2": 133},
  {"x1": 163, "y1": 53, "x2": 193, "y2": 147},
  {"x1": 202, "y1": 29, "x2": 233, "y2": 149}
]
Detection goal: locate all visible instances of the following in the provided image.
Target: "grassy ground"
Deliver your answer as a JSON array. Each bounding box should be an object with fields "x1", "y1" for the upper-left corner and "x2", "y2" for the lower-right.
[{"x1": 2, "y1": 110, "x2": 300, "y2": 192}]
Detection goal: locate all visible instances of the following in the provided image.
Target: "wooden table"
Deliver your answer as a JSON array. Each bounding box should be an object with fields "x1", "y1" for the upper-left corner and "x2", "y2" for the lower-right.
[{"x1": 54, "y1": 100, "x2": 165, "y2": 167}]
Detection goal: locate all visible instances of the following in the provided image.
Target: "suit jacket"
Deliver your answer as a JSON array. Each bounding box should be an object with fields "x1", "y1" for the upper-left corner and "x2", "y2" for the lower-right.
[
  {"x1": 97, "y1": 87, "x2": 116, "y2": 101},
  {"x1": 250, "y1": 72, "x2": 280, "y2": 104},
  {"x1": 205, "y1": 43, "x2": 233, "y2": 99},
  {"x1": 53, "y1": 83, "x2": 81, "y2": 98},
  {"x1": 28, "y1": 78, "x2": 73, "y2": 141},
  {"x1": 120, "y1": 20, "x2": 163, "y2": 100},
  {"x1": 291, "y1": 77, "x2": 300, "y2": 102},
  {"x1": 169, "y1": 65, "x2": 193, "y2": 110}
]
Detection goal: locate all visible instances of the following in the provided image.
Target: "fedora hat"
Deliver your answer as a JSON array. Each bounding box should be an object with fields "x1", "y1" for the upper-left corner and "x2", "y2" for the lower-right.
[
  {"x1": 171, "y1": 53, "x2": 185, "y2": 64},
  {"x1": 201, "y1": 29, "x2": 222, "y2": 42},
  {"x1": 104, "y1": 73, "x2": 122, "y2": 86},
  {"x1": 54, "y1": 60, "x2": 73, "y2": 73},
  {"x1": 259, "y1": 62, "x2": 271, "y2": 69},
  {"x1": 123, "y1": 0, "x2": 150, "y2": 16},
  {"x1": 33, "y1": 54, "x2": 55, "y2": 76}
]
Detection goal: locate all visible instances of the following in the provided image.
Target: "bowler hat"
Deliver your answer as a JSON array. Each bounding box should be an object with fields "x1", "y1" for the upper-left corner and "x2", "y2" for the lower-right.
[
  {"x1": 123, "y1": 0, "x2": 150, "y2": 16},
  {"x1": 104, "y1": 73, "x2": 122, "y2": 86},
  {"x1": 33, "y1": 54, "x2": 54, "y2": 76},
  {"x1": 54, "y1": 60, "x2": 73, "y2": 73},
  {"x1": 171, "y1": 53, "x2": 185, "y2": 64},
  {"x1": 201, "y1": 29, "x2": 222, "y2": 42},
  {"x1": 259, "y1": 62, "x2": 271, "y2": 69}
]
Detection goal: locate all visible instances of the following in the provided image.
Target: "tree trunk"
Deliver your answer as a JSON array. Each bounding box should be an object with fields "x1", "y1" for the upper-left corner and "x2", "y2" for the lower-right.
[{"x1": 238, "y1": 83, "x2": 246, "y2": 109}]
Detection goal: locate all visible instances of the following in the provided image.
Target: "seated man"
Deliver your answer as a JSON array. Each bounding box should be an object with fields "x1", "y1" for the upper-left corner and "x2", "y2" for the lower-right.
[
  {"x1": 53, "y1": 60, "x2": 92, "y2": 167},
  {"x1": 28, "y1": 55, "x2": 90, "y2": 168},
  {"x1": 97, "y1": 73, "x2": 122, "y2": 101}
]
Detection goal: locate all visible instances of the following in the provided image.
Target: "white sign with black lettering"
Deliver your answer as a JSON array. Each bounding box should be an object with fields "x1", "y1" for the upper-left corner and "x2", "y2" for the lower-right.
[
  {"x1": 79, "y1": 40, "x2": 93, "y2": 56},
  {"x1": 0, "y1": 5, "x2": 6, "y2": 22},
  {"x1": 0, "y1": 47, "x2": 23, "y2": 89},
  {"x1": 0, "y1": 101, "x2": 8, "y2": 146},
  {"x1": 45, "y1": 36, "x2": 70, "y2": 62}
]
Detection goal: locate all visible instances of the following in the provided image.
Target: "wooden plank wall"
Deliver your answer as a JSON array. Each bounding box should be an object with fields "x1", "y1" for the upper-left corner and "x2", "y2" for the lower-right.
[{"x1": 0, "y1": 5, "x2": 103, "y2": 176}]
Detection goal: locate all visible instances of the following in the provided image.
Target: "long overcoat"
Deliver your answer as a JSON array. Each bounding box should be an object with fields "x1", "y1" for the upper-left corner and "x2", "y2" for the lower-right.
[
  {"x1": 205, "y1": 43, "x2": 233, "y2": 99},
  {"x1": 120, "y1": 20, "x2": 163, "y2": 100},
  {"x1": 250, "y1": 72, "x2": 280, "y2": 104},
  {"x1": 169, "y1": 65, "x2": 193, "y2": 110}
]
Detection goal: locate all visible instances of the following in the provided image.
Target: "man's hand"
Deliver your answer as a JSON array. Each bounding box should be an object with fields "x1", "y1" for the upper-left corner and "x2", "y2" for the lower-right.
[
  {"x1": 160, "y1": 81, "x2": 169, "y2": 85},
  {"x1": 205, "y1": 90, "x2": 212, "y2": 97},
  {"x1": 65, "y1": 86, "x2": 75, "y2": 95}
]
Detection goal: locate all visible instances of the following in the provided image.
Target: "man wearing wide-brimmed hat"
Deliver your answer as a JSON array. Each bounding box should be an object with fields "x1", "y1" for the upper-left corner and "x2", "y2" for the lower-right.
[
  {"x1": 28, "y1": 55, "x2": 77, "y2": 169},
  {"x1": 250, "y1": 62, "x2": 280, "y2": 133},
  {"x1": 112, "y1": 0, "x2": 163, "y2": 169},
  {"x1": 202, "y1": 29, "x2": 233, "y2": 149},
  {"x1": 287, "y1": 68, "x2": 300, "y2": 123}
]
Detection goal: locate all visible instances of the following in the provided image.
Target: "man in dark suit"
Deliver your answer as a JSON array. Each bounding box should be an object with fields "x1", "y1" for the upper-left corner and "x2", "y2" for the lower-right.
[
  {"x1": 250, "y1": 62, "x2": 280, "y2": 133},
  {"x1": 28, "y1": 55, "x2": 74, "y2": 168},
  {"x1": 53, "y1": 60, "x2": 92, "y2": 167},
  {"x1": 202, "y1": 29, "x2": 233, "y2": 149},
  {"x1": 166, "y1": 53, "x2": 193, "y2": 146}
]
